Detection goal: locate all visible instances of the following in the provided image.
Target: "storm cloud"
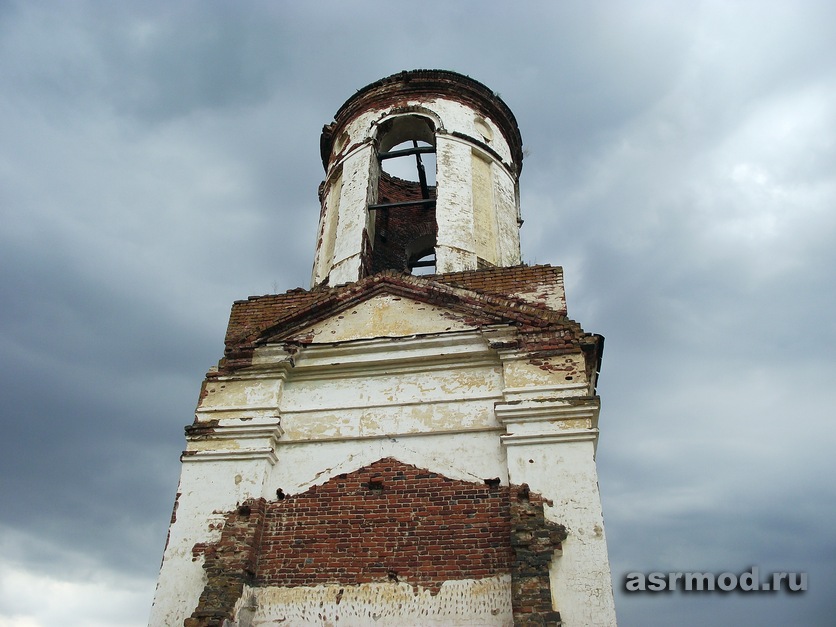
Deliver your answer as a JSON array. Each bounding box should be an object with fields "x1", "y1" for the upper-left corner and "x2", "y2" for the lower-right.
[{"x1": 1, "y1": 2, "x2": 834, "y2": 625}]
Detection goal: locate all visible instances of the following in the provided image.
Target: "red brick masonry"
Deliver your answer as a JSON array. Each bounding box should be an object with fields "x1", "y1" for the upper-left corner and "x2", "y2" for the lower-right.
[
  {"x1": 258, "y1": 458, "x2": 513, "y2": 591},
  {"x1": 187, "y1": 458, "x2": 566, "y2": 626}
]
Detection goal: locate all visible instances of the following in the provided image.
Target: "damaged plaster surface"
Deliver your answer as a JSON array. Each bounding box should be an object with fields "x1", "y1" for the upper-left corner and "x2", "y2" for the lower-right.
[
  {"x1": 151, "y1": 267, "x2": 614, "y2": 626},
  {"x1": 312, "y1": 71, "x2": 523, "y2": 286},
  {"x1": 233, "y1": 577, "x2": 514, "y2": 627}
]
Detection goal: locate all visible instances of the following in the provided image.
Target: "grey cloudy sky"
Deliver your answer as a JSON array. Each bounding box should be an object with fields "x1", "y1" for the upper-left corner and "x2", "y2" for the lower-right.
[{"x1": 1, "y1": 1, "x2": 834, "y2": 625}]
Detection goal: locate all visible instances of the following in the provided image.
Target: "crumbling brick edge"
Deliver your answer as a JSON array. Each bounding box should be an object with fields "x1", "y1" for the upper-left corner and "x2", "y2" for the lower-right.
[
  {"x1": 185, "y1": 499, "x2": 266, "y2": 627},
  {"x1": 511, "y1": 483, "x2": 567, "y2": 627}
]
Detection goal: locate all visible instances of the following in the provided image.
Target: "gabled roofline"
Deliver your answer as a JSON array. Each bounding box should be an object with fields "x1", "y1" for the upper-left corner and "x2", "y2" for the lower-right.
[
  {"x1": 220, "y1": 269, "x2": 597, "y2": 374},
  {"x1": 256, "y1": 271, "x2": 564, "y2": 345}
]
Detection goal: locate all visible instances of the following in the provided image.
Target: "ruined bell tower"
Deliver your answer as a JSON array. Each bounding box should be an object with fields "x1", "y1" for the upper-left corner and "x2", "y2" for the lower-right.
[{"x1": 151, "y1": 70, "x2": 617, "y2": 626}]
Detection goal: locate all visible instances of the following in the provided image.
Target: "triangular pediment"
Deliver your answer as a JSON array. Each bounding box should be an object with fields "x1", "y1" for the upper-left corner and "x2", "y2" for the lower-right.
[
  {"x1": 220, "y1": 270, "x2": 596, "y2": 373},
  {"x1": 253, "y1": 273, "x2": 564, "y2": 347},
  {"x1": 292, "y1": 292, "x2": 478, "y2": 343}
]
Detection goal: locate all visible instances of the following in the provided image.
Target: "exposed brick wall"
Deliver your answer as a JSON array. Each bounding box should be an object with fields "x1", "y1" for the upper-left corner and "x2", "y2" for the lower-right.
[
  {"x1": 258, "y1": 458, "x2": 512, "y2": 592},
  {"x1": 371, "y1": 172, "x2": 436, "y2": 274},
  {"x1": 186, "y1": 461, "x2": 567, "y2": 626},
  {"x1": 435, "y1": 265, "x2": 564, "y2": 307}
]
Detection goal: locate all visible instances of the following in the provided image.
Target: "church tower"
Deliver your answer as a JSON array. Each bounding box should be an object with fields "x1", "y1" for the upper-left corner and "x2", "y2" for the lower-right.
[{"x1": 151, "y1": 70, "x2": 616, "y2": 626}]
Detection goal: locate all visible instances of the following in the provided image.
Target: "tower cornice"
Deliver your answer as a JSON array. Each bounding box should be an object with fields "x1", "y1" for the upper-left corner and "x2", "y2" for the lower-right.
[{"x1": 321, "y1": 69, "x2": 524, "y2": 175}]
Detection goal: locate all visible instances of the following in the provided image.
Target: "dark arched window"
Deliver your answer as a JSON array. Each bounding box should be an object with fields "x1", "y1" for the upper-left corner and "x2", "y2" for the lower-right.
[{"x1": 368, "y1": 115, "x2": 437, "y2": 274}]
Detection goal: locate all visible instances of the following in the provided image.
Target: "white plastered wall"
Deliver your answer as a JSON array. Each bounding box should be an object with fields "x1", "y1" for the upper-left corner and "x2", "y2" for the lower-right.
[
  {"x1": 327, "y1": 146, "x2": 376, "y2": 285},
  {"x1": 496, "y1": 352, "x2": 617, "y2": 626},
  {"x1": 234, "y1": 576, "x2": 514, "y2": 626},
  {"x1": 150, "y1": 305, "x2": 513, "y2": 625},
  {"x1": 502, "y1": 436, "x2": 616, "y2": 627},
  {"x1": 311, "y1": 169, "x2": 342, "y2": 286}
]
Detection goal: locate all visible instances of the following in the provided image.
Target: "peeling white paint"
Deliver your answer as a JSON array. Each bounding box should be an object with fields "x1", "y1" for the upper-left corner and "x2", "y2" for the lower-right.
[
  {"x1": 300, "y1": 294, "x2": 474, "y2": 342},
  {"x1": 233, "y1": 576, "x2": 513, "y2": 626},
  {"x1": 498, "y1": 393, "x2": 617, "y2": 626},
  {"x1": 150, "y1": 454, "x2": 274, "y2": 626}
]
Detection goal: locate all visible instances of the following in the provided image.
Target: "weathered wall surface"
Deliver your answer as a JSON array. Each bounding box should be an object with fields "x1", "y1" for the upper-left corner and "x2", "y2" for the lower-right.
[
  {"x1": 153, "y1": 70, "x2": 616, "y2": 626},
  {"x1": 325, "y1": 147, "x2": 375, "y2": 284},
  {"x1": 179, "y1": 459, "x2": 574, "y2": 627},
  {"x1": 152, "y1": 266, "x2": 615, "y2": 626},
  {"x1": 497, "y1": 393, "x2": 616, "y2": 625},
  {"x1": 296, "y1": 293, "x2": 475, "y2": 343},
  {"x1": 235, "y1": 577, "x2": 514, "y2": 626}
]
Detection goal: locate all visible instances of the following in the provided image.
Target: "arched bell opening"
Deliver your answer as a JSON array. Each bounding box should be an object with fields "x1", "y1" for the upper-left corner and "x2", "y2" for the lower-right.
[{"x1": 368, "y1": 114, "x2": 438, "y2": 274}]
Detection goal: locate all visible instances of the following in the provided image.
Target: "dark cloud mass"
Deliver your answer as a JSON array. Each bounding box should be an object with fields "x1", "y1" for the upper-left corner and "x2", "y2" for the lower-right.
[{"x1": 1, "y1": 1, "x2": 835, "y2": 625}]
